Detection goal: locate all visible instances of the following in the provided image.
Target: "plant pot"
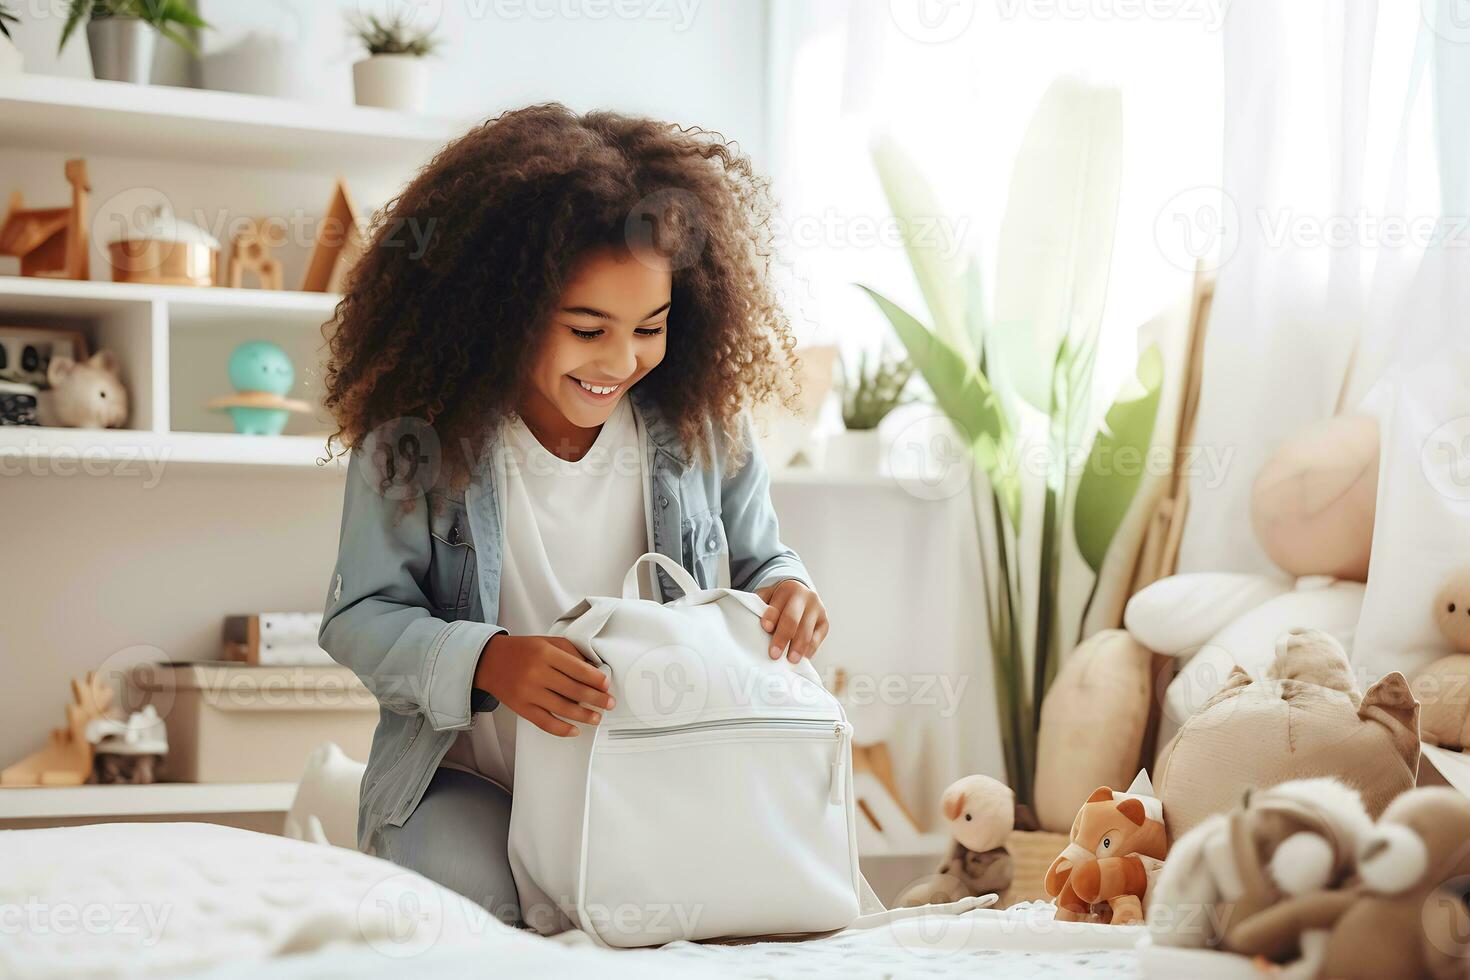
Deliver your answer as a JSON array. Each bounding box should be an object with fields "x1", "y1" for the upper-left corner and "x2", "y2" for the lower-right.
[
  {"x1": 998, "y1": 828, "x2": 1069, "y2": 908},
  {"x1": 352, "y1": 54, "x2": 428, "y2": 112},
  {"x1": 0, "y1": 34, "x2": 22, "y2": 75},
  {"x1": 87, "y1": 17, "x2": 157, "y2": 84},
  {"x1": 823, "y1": 428, "x2": 884, "y2": 476}
]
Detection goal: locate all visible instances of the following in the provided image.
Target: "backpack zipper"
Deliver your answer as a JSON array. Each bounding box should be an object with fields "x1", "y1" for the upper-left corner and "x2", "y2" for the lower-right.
[
  {"x1": 605, "y1": 718, "x2": 853, "y2": 806},
  {"x1": 605, "y1": 717, "x2": 843, "y2": 739}
]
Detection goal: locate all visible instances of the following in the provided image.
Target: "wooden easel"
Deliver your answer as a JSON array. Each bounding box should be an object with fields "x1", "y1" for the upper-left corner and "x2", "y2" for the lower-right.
[{"x1": 0, "y1": 158, "x2": 91, "y2": 280}]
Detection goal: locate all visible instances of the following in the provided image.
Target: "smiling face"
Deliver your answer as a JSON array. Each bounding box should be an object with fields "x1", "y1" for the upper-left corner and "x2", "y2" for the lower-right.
[{"x1": 516, "y1": 245, "x2": 671, "y2": 452}]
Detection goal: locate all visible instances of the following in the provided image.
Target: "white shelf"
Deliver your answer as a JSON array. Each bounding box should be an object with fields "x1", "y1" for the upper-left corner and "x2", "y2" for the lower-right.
[
  {"x1": 0, "y1": 782, "x2": 297, "y2": 820},
  {"x1": 0, "y1": 275, "x2": 340, "y2": 319},
  {"x1": 0, "y1": 74, "x2": 470, "y2": 174},
  {"x1": 0, "y1": 427, "x2": 343, "y2": 472}
]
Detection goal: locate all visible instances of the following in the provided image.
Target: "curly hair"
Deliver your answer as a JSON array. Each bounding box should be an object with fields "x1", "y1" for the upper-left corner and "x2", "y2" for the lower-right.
[{"x1": 322, "y1": 102, "x2": 803, "y2": 489}]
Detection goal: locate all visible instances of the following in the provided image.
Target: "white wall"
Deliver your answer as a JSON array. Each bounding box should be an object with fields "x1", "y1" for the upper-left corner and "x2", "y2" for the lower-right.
[{"x1": 0, "y1": 0, "x2": 771, "y2": 769}]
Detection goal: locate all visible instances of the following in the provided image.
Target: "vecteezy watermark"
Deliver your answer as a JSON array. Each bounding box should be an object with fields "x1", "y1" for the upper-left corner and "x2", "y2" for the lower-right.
[
  {"x1": 519, "y1": 897, "x2": 707, "y2": 941},
  {"x1": 994, "y1": 0, "x2": 1230, "y2": 31},
  {"x1": 1422, "y1": 415, "x2": 1470, "y2": 503},
  {"x1": 882, "y1": 408, "x2": 1238, "y2": 502},
  {"x1": 771, "y1": 208, "x2": 972, "y2": 263},
  {"x1": 0, "y1": 898, "x2": 173, "y2": 945},
  {"x1": 90, "y1": 187, "x2": 436, "y2": 267},
  {"x1": 1157, "y1": 183, "x2": 1470, "y2": 272},
  {"x1": 889, "y1": 0, "x2": 977, "y2": 43},
  {"x1": 472, "y1": 0, "x2": 701, "y2": 32},
  {"x1": 1256, "y1": 209, "x2": 1470, "y2": 252},
  {"x1": 0, "y1": 441, "x2": 171, "y2": 487}
]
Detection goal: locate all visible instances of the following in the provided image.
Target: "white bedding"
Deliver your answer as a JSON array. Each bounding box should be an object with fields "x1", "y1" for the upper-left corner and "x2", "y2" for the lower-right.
[{"x1": 0, "y1": 822, "x2": 1143, "y2": 979}]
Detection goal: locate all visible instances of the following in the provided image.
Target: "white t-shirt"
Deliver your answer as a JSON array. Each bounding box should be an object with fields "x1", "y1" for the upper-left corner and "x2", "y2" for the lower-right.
[{"x1": 440, "y1": 396, "x2": 648, "y2": 790}]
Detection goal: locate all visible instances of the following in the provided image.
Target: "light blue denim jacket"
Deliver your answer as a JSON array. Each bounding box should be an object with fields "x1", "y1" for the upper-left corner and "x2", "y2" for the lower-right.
[{"x1": 318, "y1": 386, "x2": 815, "y2": 853}]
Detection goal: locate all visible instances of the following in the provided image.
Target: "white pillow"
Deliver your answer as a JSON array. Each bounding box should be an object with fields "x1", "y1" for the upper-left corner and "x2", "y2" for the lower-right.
[
  {"x1": 1156, "y1": 578, "x2": 1366, "y2": 749},
  {"x1": 1354, "y1": 356, "x2": 1470, "y2": 681},
  {"x1": 1125, "y1": 573, "x2": 1292, "y2": 655}
]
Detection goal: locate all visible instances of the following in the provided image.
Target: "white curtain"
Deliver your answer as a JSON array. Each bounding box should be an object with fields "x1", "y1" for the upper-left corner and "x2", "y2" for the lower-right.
[{"x1": 1178, "y1": 0, "x2": 1451, "y2": 573}]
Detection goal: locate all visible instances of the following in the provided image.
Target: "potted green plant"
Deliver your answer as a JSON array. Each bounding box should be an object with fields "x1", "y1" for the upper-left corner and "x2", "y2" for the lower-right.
[
  {"x1": 827, "y1": 345, "x2": 915, "y2": 475},
  {"x1": 0, "y1": 1, "x2": 22, "y2": 74},
  {"x1": 861, "y1": 76, "x2": 1164, "y2": 812},
  {"x1": 60, "y1": 0, "x2": 207, "y2": 85},
  {"x1": 349, "y1": 9, "x2": 442, "y2": 113}
]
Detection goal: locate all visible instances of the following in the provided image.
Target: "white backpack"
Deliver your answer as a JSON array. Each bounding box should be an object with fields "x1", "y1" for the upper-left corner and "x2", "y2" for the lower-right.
[{"x1": 508, "y1": 552, "x2": 862, "y2": 947}]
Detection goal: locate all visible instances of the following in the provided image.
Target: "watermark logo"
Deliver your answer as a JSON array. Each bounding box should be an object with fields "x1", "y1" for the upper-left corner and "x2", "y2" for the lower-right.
[
  {"x1": 1422, "y1": 0, "x2": 1470, "y2": 45},
  {"x1": 360, "y1": 416, "x2": 443, "y2": 501},
  {"x1": 1422, "y1": 416, "x2": 1470, "y2": 502},
  {"x1": 356, "y1": 872, "x2": 444, "y2": 958},
  {"x1": 622, "y1": 642, "x2": 711, "y2": 727},
  {"x1": 890, "y1": 0, "x2": 977, "y2": 43},
  {"x1": 625, "y1": 188, "x2": 708, "y2": 272},
  {"x1": 1155, "y1": 185, "x2": 1239, "y2": 273}
]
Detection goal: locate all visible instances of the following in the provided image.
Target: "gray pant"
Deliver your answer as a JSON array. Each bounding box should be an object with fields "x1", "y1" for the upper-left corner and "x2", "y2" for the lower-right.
[{"x1": 370, "y1": 766, "x2": 522, "y2": 927}]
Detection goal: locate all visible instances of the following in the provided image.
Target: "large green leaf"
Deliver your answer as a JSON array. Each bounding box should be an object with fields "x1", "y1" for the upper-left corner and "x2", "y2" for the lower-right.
[
  {"x1": 858, "y1": 284, "x2": 1012, "y2": 481},
  {"x1": 1074, "y1": 345, "x2": 1165, "y2": 572},
  {"x1": 991, "y1": 77, "x2": 1123, "y2": 412},
  {"x1": 871, "y1": 133, "x2": 976, "y2": 367}
]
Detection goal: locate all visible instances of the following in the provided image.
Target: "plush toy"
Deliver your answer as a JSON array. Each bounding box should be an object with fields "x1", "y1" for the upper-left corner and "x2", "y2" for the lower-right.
[
  {"x1": 1043, "y1": 771, "x2": 1168, "y2": 925},
  {"x1": 894, "y1": 774, "x2": 1015, "y2": 908},
  {"x1": 1217, "y1": 787, "x2": 1470, "y2": 979},
  {"x1": 1416, "y1": 568, "x2": 1470, "y2": 749},
  {"x1": 1155, "y1": 628, "x2": 1420, "y2": 840},
  {"x1": 1147, "y1": 777, "x2": 1374, "y2": 952},
  {"x1": 36, "y1": 350, "x2": 128, "y2": 429}
]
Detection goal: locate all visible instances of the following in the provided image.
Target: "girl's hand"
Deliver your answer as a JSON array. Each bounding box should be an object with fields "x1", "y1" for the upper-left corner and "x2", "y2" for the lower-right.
[
  {"x1": 474, "y1": 633, "x2": 615, "y2": 737},
  {"x1": 754, "y1": 580, "x2": 829, "y2": 663}
]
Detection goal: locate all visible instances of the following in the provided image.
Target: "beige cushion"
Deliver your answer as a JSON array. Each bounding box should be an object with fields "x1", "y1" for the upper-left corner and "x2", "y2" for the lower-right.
[{"x1": 1034, "y1": 630, "x2": 1154, "y2": 834}]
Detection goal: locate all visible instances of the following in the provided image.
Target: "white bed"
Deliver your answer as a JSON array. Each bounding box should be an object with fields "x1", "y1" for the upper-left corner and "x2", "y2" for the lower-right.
[{"x1": 1, "y1": 822, "x2": 1145, "y2": 979}]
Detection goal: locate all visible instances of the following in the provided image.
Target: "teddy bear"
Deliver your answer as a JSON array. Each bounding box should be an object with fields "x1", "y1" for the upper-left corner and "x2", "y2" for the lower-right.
[
  {"x1": 894, "y1": 774, "x2": 1015, "y2": 908},
  {"x1": 36, "y1": 350, "x2": 128, "y2": 429},
  {"x1": 1415, "y1": 568, "x2": 1470, "y2": 750},
  {"x1": 1043, "y1": 771, "x2": 1168, "y2": 925},
  {"x1": 1147, "y1": 777, "x2": 1374, "y2": 952},
  {"x1": 1155, "y1": 628, "x2": 1420, "y2": 841},
  {"x1": 1216, "y1": 787, "x2": 1470, "y2": 979}
]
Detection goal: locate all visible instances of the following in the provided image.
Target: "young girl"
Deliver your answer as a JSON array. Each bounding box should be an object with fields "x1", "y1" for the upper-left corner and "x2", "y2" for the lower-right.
[{"x1": 317, "y1": 103, "x2": 830, "y2": 928}]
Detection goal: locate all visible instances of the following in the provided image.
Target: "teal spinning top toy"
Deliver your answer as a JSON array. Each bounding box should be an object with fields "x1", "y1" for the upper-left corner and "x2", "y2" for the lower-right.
[{"x1": 208, "y1": 341, "x2": 311, "y2": 435}]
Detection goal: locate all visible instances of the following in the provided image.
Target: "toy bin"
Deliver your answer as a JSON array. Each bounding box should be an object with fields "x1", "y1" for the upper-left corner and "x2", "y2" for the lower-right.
[{"x1": 130, "y1": 662, "x2": 378, "y2": 783}]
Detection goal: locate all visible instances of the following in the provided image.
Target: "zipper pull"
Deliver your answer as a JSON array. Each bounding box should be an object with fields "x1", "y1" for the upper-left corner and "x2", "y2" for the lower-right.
[{"x1": 828, "y1": 722, "x2": 851, "y2": 806}]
